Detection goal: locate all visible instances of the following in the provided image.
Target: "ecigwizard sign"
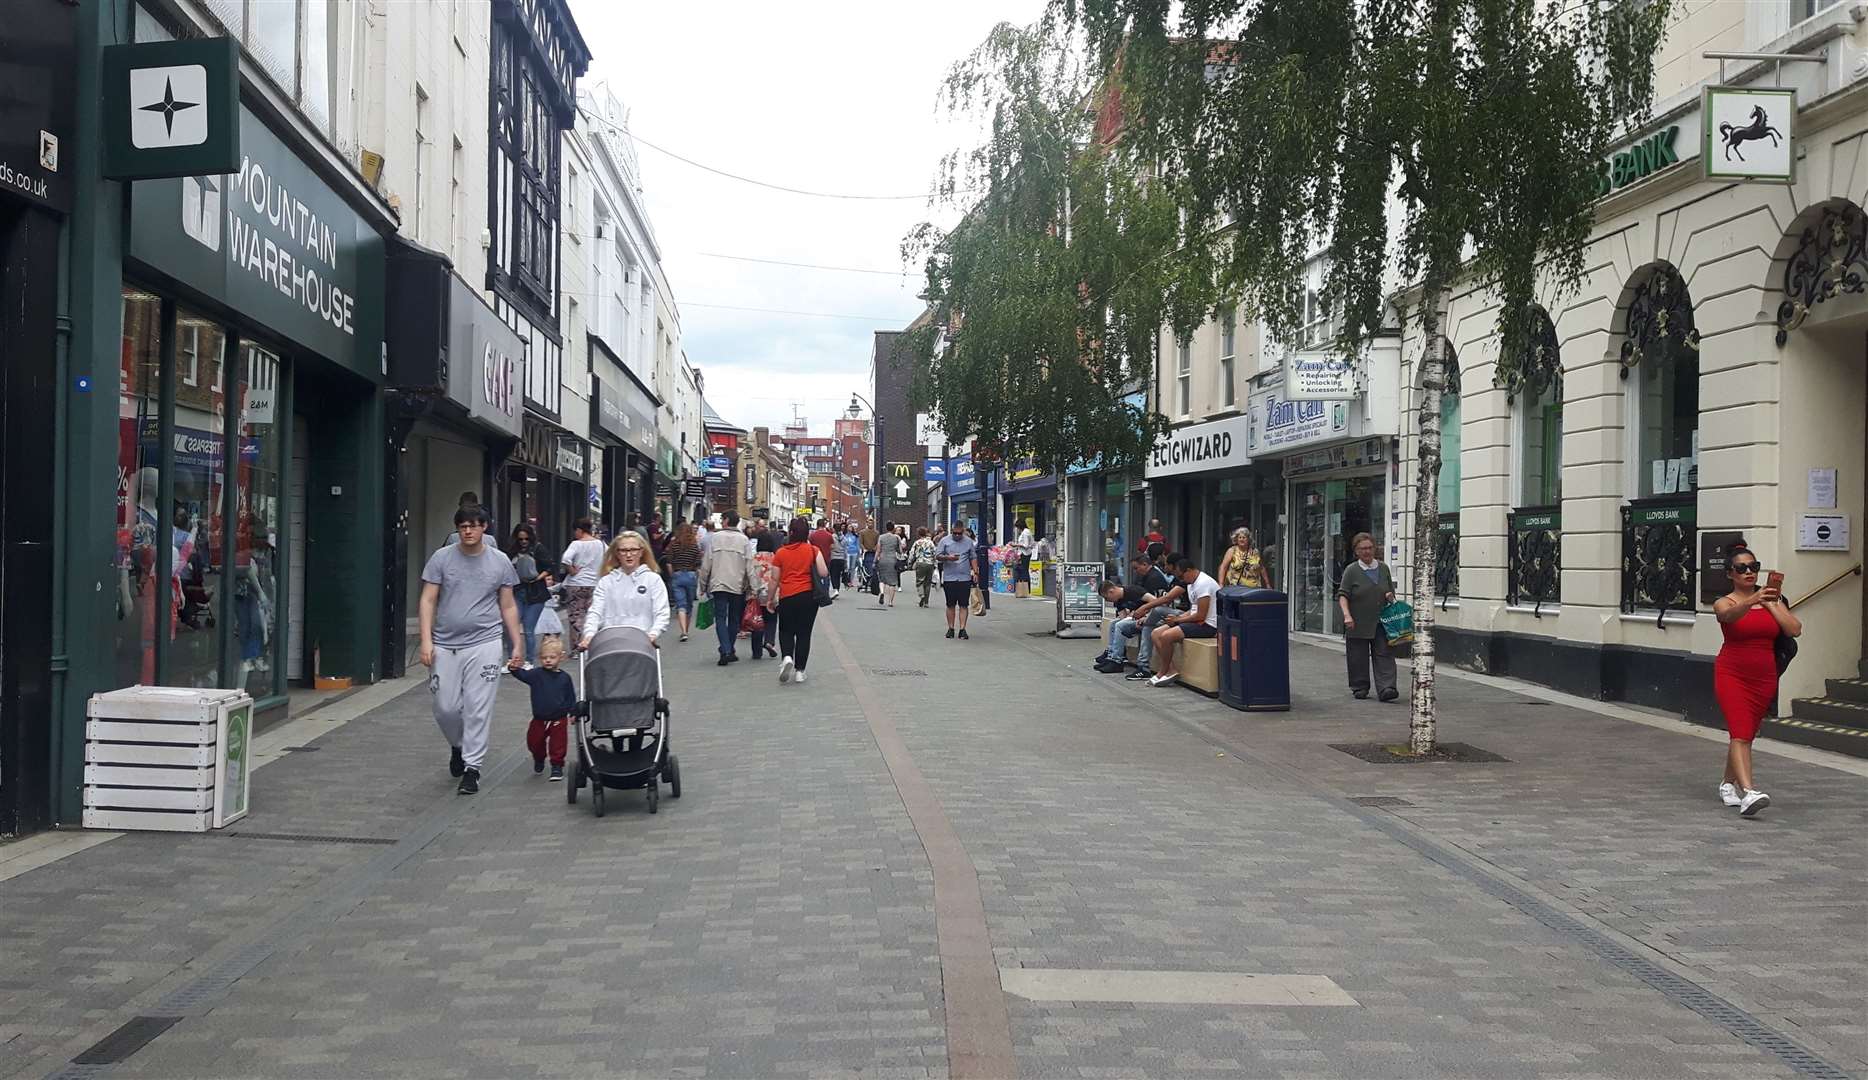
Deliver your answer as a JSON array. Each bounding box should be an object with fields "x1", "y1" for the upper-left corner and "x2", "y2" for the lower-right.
[{"x1": 103, "y1": 38, "x2": 240, "y2": 181}]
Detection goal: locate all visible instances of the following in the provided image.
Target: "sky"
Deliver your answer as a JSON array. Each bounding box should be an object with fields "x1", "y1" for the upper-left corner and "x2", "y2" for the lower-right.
[{"x1": 566, "y1": 0, "x2": 1047, "y2": 438}]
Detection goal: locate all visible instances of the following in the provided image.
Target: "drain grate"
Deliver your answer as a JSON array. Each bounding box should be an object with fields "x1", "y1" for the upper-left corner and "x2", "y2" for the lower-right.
[
  {"x1": 280, "y1": 745, "x2": 321, "y2": 753},
  {"x1": 71, "y1": 1016, "x2": 180, "y2": 1065},
  {"x1": 1349, "y1": 795, "x2": 1414, "y2": 807},
  {"x1": 218, "y1": 831, "x2": 398, "y2": 845},
  {"x1": 871, "y1": 669, "x2": 928, "y2": 678}
]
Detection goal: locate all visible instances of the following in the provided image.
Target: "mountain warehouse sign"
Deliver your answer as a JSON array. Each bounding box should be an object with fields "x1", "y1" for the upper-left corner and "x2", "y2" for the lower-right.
[{"x1": 1145, "y1": 413, "x2": 1252, "y2": 479}]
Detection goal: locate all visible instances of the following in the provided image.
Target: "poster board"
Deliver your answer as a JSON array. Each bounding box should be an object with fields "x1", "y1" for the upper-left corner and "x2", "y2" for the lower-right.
[{"x1": 1056, "y1": 562, "x2": 1105, "y2": 636}]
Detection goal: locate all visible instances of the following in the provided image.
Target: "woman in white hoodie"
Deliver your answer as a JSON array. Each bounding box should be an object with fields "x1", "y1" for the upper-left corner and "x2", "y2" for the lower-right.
[{"x1": 577, "y1": 531, "x2": 671, "y2": 649}]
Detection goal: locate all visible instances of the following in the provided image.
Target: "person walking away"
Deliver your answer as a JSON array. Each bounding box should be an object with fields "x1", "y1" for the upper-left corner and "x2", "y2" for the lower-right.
[
  {"x1": 1093, "y1": 579, "x2": 1153, "y2": 673},
  {"x1": 419, "y1": 507, "x2": 524, "y2": 795},
  {"x1": 876, "y1": 521, "x2": 905, "y2": 608},
  {"x1": 772, "y1": 517, "x2": 829, "y2": 684},
  {"x1": 1337, "y1": 532, "x2": 1398, "y2": 701},
  {"x1": 696, "y1": 511, "x2": 763, "y2": 665},
  {"x1": 577, "y1": 531, "x2": 672, "y2": 648},
  {"x1": 750, "y1": 519, "x2": 783, "y2": 660},
  {"x1": 858, "y1": 522, "x2": 880, "y2": 593},
  {"x1": 1122, "y1": 554, "x2": 1187, "y2": 682},
  {"x1": 662, "y1": 522, "x2": 703, "y2": 642},
  {"x1": 1147, "y1": 555, "x2": 1221, "y2": 686},
  {"x1": 559, "y1": 518, "x2": 604, "y2": 645},
  {"x1": 936, "y1": 523, "x2": 977, "y2": 639},
  {"x1": 811, "y1": 518, "x2": 838, "y2": 598},
  {"x1": 910, "y1": 527, "x2": 937, "y2": 607},
  {"x1": 508, "y1": 526, "x2": 554, "y2": 666},
  {"x1": 1217, "y1": 527, "x2": 1272, "y2": 590},
  {"x1": 1713, "y1": 543, "x2": 1800, "y2": 816},
  {"x1": 510, "y1": 637, "x2": 576, "y2": 780},
  {"x1": 840, "y1": 525, "x2": 862, "y2": 588}
]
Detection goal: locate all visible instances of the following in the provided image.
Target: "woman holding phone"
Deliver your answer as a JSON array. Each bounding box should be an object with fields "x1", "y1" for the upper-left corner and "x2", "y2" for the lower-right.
[{"x1": 1712, "y1": 542, "x2": 1801, "y2": 816}]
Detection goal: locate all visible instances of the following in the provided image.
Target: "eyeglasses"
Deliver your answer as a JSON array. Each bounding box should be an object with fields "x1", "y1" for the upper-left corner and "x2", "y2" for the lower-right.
[
  {"x1": 1730, "y1": 562, "x2": 1761, "y2": 574},
  {"x1": 618, "y1": 547, "x2": 644, "y2": 556}
]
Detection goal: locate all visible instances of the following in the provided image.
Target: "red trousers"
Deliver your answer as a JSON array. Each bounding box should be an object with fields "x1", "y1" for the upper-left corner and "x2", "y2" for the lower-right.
[{"x1": 526, "y1": 717, "x2": 569, "y2": 766}]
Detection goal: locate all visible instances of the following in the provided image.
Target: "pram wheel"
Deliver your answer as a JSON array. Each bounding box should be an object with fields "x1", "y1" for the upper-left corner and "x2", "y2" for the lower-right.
[
  {"x1": 666, "y1": 754, "x2": 681, "y2": 798},
  {"x1": 566, "y1": 762, "x2": 580, "y2": 804},
  {"x1": 591, "y1": 782, "x2": 606, "y2": 817},
  {"x1": 645, "y1": 780, "x2": 659, "y2": 814}
]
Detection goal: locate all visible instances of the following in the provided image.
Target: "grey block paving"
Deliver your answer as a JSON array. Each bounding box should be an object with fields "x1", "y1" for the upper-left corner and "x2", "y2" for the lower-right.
[{"x1": 1, "y1": 597, "x2": 1863, "y2": 1079}]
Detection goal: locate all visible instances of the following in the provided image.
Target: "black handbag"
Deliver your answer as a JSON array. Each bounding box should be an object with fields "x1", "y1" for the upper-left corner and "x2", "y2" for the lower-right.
[
  {"x1": 812, "y1": 560, "x2": 834, "y2": 607},
  {"x1": 1774, "y1": 632, "x2": 1798, "y2": 675}
]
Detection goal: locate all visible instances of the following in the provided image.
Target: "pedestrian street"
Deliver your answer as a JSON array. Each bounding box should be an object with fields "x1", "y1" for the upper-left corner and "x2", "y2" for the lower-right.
[{"x1": 4, "y1": 594, "x2": 1865, "y2": 1080}]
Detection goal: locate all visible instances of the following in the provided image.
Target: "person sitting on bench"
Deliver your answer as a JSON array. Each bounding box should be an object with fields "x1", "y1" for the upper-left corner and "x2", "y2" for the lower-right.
[{"x1": 1148, "y1": 554, "x2": 1220, "y2": 688}]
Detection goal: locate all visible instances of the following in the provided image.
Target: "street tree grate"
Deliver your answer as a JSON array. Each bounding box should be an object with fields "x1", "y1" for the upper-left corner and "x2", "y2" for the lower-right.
[
  {"x1": 1331, "y1": 742, "x2": 1509, "y2": 764},
  {"x1": 1348, "y1": 795, "x2": 1414, "y2": 807},
  {"x1": 71, "y1": 1016, "x2": 180, "y2": 1065}
]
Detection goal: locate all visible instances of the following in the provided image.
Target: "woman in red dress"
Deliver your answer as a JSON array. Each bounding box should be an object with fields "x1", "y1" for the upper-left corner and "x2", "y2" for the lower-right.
[{"x1": 1712, "y1": 544, "x2": 1801, "y2": 816}]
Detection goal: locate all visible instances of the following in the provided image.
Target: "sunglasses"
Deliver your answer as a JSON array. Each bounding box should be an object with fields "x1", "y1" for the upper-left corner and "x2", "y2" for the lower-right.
[{"x1": 1730, "y1": 562, "x2": 1762, "y2": 574}]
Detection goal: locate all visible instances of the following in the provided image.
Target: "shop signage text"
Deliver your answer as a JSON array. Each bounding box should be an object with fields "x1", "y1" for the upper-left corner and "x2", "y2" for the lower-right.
[
  {"x1": 443, "y1": 274, "x2": 522, "y2": 438},
  {"x1": 949, "y1": 454, "x2": 977, "y2": 495},
  {"x1": 1283, "y1": 438, "x2": 1386, "y2": 479},
  {"x1": 1249, "y1": 388, "x2": 1350, "y2": 456},
  {"x1": 482, "y1": 343, "x2": 515, "y2": 417},
  {"x1": 555, "y1": 442, "x2": 585, "y2": 479},
  {"x1": 1145, "y1": 414, "x2": 1252, "y2": 479},
  {"x1": 1595, "y1": 125, "x2": 1680, "y2": 197},
  {"x1": 3, "y1": 0, "x2": 79, "y2": 212},
  {"x1": 1282, "y1": 349, "x2": 1358, "y2": 400}
]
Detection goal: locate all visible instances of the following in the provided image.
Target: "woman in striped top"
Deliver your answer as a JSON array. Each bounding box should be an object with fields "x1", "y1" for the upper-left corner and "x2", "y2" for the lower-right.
[{"x1": 662, "y1": 522, "x2": 704, "y2": 643}]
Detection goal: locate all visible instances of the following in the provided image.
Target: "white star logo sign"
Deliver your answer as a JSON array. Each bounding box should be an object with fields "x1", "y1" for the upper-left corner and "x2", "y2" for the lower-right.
[{"x1": 129, "y1": 65, "x2": 208, "y2": 149}]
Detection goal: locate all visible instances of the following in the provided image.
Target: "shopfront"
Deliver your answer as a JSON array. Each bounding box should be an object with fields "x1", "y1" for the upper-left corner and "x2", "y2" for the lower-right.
[
  {"x1": 502, "y1": 418, "x2": 592, "y2": 549},
  {"x1": 117, "y1": 102, "x2": 388, "y2": 699},
  {"x1": 590, "y1": 337, "x2": 659, "y2": 535},
  {"x1": 947, "y1": 453, "x2": 980, "y2": 532},
  {"x1": 1002, "y1": 458, "x2": 1058, "y2": 543},
  {"x1": 1143, "y1": 412, "x2": 1264, "y2": 571},
  {"x1": 383, "y1": 242, "x2": 524, "y2": 672}
]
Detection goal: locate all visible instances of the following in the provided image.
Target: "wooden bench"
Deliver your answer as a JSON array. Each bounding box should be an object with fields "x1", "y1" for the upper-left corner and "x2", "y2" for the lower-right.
[{"x1": 1178, "y1": 638, "x2": 1220, "y2": 695}]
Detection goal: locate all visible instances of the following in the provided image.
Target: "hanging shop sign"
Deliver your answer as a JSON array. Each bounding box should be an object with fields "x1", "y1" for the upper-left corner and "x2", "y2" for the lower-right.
[
  {"x1": 949, "y1": 454, "x2": 977, "y2": 496},
  {"x1": 681, "y1": 477, "x2": 707, "y2": 500},
  {"x1": 886, "y1": 461, "x2": 922, "y2": 508},
  {"x1": 1281, "y1": 349, "x2": 1358, "y2": 400},
  {"x1": 129, "y1": 104, "x2": 385, "y2": 378},
  {"x1": 702, "y1": 455, "x2": 732, "y2": 479},
  {"x1": 744, "y1": 462, "x2": 758, "y2": 504},
  {"x1": 923, "y1": 458, "x2": 947, "y2": 484},
  {"x1": 1247, "y1": 386, "x2": 1351, "y2": 457},
  {"x1": 445, "y1": 274, "x2": 522, "y2": 439},
  {"x1": 0, "y1": 0, "x2": 79, "y2": 213},
  {"x1": 554, "y1": 440, "x2": 586, "y2": 481},
  {"x1": 1702, "y1": 86, "x2": 1795, "y2": 184},
  {"x1": 103, "y1": 37, "x2": 240, "y2": 182},
  {"x1": 1145, "y1": 413, "x2": 1252, "y2": 480}
]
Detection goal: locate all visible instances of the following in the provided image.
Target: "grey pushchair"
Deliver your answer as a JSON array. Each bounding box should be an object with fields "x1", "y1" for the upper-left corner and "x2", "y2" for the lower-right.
[{"x1": 568, "y1": 626, "x2": 681, "y2": 817}]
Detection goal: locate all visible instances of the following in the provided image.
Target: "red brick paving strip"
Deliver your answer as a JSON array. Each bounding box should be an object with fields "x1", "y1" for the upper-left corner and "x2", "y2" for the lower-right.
[{"x1": 820, "y1": 617, "x2": 1019, "y2": 1080}]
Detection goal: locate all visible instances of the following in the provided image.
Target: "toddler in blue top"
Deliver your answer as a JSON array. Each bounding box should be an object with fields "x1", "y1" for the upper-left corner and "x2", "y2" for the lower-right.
[{"x1": 510, "y1": 638, "x2": 577, "y2": 780}]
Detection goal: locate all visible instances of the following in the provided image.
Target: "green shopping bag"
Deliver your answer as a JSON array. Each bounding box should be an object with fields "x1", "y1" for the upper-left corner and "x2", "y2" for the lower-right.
[
  {"x1": 695, "y1": 596, "x2": 714, "y2": 630},
  {"x1": 1379, "y1": 600, "x2": 1414, "y2": 646}
]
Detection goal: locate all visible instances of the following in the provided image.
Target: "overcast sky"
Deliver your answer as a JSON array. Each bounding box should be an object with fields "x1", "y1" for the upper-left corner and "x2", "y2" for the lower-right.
[{"x1": 566, "y1": 0, "x2": 1047, "y2": 437}]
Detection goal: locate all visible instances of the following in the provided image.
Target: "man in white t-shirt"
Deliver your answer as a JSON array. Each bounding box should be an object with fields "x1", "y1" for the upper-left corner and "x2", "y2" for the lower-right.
[
  {"x1": 559, "y1": 517, "x2": 606, "y2": 644},
  {"x1": 1148, "y1": 553, "x2": 1221, "y2": 687}
]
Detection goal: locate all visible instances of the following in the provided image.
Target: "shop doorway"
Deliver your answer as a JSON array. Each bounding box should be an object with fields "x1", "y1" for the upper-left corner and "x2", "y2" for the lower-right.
[
  {"x1": 287, "y1": 417, "x2": 308, "y2": 682},
  {"x1": 1291, "y1": 474, "x2": 1385, "y2": 633}
]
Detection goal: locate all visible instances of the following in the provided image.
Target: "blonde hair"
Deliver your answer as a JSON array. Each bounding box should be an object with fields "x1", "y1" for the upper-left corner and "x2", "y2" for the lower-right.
[
  {"x1": 600, "y1": 530, "x2": 662, "y2": 575},
  {"x1": 538, "y1": 637, "x2": 566, "y2": 658}
]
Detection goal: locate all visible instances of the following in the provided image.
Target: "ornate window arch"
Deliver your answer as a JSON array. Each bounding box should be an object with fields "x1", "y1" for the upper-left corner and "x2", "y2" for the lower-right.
[{"x1": 1776, "y1": 200, "x2": 1868, "y2": 345}]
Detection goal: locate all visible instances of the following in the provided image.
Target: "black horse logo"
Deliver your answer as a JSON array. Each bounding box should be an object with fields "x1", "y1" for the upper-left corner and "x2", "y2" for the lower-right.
[{"x1": 1719, "y1": 104, "x2": 1781, "y2": 162}]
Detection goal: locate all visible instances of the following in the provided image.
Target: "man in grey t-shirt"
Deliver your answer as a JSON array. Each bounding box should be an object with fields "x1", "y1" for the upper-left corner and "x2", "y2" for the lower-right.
[
  {"x1": 419, "y1": 507, "x2": 523, "y2": 794},
  {"x1": 934, "y1": 528, "x2": 977, "y2": 640}
]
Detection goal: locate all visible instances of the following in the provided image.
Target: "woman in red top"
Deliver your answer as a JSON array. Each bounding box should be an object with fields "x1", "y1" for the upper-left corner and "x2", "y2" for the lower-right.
[
  {"x1": 1712, "y1": 543, "x2": 1801, "y2": 816},
  {"x1": 772, "y1": 516, "x2": 830, "y2": 686}
]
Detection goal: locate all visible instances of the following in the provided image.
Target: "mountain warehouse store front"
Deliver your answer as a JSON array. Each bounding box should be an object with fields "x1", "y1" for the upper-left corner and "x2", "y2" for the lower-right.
[{"x1": 111, "y1": 104, "x2": 388, "y2": 709}]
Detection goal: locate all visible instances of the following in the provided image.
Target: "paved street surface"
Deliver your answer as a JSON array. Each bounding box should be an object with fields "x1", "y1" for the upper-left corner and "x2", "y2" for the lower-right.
[{"x1": 4, "y1": 595, "x2": 1865, "y2": 1079}]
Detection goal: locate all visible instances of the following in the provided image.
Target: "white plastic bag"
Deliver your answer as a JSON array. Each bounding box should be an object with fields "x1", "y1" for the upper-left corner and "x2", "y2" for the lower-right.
[{"x1": 535, "y1": 604, "x2": 563, "y2": 637}]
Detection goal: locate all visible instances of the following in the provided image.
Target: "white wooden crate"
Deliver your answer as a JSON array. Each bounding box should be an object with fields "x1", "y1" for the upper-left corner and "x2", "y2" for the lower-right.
[
  {"x1": 87, "y1": 685, "x2": 249, "y2": 723},
  {"x1": 84, "y1": 764, "x2": 215, "y2": 789},
  {"x1": 86, "y1": 742, "x2": 217, "y2": 768},
  {"x1": 84, "y1": 719, "x2": 215, "y2": 745},
  {"x1": 84, "y1": 785, "x2": 215, "y2": 812},
  {"x1": 82, "y1": 807, "x2": 213, "y2": 833}
]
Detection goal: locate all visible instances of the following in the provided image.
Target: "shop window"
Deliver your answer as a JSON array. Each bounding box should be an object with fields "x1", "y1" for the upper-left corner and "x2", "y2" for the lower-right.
[
  {"x1": 1618, "y1": 264, "x2": 1699, "y2": 617},
  {"x1": 115, "y1": 289, "x2": 165, "y2": 689},
  {"x1": 1176, "y1": 339, "x2": 1191, "y2": 416},
  {"x1": 238, "y1": 346, "x2": 285, "y2": 699},
  {"x1": 168, "y1": 310, "x2": 231, "y2": 689},
  {"x1": 1521, "y1": 381, "x2": 1563, "y2": 506},
  {"x1": 1219, "y1": 311, "x2": 1236, "y2": 408}
]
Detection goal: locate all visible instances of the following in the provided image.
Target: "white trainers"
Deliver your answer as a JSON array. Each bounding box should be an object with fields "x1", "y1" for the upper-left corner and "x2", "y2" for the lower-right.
[
  {"x1": 1719, "y1": 782, "x2": 1743, "y2": 807},
  {"x1": 795, "y1": 671, "x2": 807, "y2": 684},
  {"x1": 779, "y1": 656, "x2": 795, "y2": 684},
  {"x1": 1148, "y1": 672, "x2": 1179, "y2": 687},
  {"x1": 1739, "y1": 789, "x2": 1771, "y2": 817}
]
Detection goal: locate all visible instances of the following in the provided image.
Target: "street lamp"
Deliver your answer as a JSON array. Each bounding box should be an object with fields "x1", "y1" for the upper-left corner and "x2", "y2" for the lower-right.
[{"x1": 850, "y1": 392, "x2": 881, "y2": 522}]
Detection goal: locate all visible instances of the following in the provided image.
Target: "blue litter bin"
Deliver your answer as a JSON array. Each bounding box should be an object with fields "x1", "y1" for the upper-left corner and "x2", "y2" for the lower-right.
[{"x1": 1217, "y1": 586, "x2": 1290, "y2": 711}]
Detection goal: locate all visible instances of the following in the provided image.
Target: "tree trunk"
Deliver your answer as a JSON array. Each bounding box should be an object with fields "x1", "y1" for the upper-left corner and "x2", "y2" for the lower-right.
[{"x1": 1409, "y1": 296, "x2": 1445, "y2": 755}]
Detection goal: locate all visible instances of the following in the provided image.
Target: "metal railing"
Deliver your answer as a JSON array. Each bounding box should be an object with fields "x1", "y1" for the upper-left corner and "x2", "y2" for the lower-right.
[
  {"x1": 1621, "y1": 495, "x2": 1697, "y2": 626},
  {"x1": 1506, "y1": 506, "x2": 1561, "y2": 615},
  {"x1": 1788, "y1": 563, "x2": 1862, "y2": 610}
]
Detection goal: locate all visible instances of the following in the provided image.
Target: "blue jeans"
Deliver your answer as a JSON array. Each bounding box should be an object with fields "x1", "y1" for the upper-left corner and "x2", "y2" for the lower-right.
[
  {"x1": 1103, "y1": 614, "x2": 1138, "y2": 661},
  {"x1": 670, "y1": 571, "x2": 697, "y2": 619},
  {"x1": 518, "y1": 600, "x2": 545, "y2": 663},
  {"x1": 1135, "y1": 608, "x2": 1169, "y2": 670},
  {"x1": 711, "y1": 591, "x2": 745, "y2": 657}
]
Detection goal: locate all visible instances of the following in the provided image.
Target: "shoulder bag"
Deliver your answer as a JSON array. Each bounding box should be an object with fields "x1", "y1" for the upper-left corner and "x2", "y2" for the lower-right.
[
  {"x1": 1774, "y1": 631, "x2": 1798, "y2": 675},
  {"x1": 811, "y1": 554, "x2": 835, "y2": 607}
]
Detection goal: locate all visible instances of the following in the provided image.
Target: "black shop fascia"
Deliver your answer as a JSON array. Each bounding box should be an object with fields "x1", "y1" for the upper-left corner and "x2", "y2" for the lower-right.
[{"x1": 588, "y1": 334, "x2": 661, "y2": 533}]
